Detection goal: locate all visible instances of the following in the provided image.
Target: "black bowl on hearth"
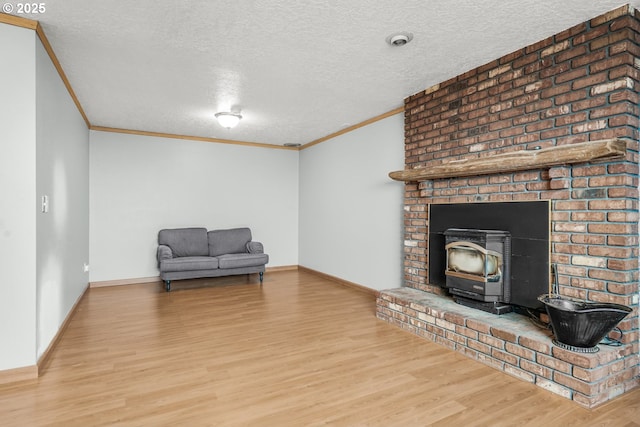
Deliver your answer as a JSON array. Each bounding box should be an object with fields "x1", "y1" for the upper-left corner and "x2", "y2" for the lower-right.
[{"x1": 538, "y1": 294, "x2": 631, "y2": 352}]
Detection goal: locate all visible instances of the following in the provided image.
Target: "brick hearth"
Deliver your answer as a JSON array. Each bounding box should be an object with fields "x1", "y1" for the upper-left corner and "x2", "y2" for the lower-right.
[
  {"x1": 376, "y1": 288, "x2": 634, "y2": 408},
  {"x1": 377, "y1": 5, "x2": 639, "y2": 408}
]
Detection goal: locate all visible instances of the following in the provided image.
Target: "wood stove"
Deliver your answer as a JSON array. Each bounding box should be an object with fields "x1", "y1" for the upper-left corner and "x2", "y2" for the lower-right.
[
  {"x1": 444, "y1": 228, "x2": 512, "y2": 314},
  {"x1": 429, "y1": 201, "x2": 550, "y2": 313}
]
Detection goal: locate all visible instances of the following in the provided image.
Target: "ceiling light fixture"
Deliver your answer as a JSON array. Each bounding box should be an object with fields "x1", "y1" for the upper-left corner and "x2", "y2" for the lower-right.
[
  {"x1": 215, "y1": 112, "x2": 242, "y2": 129},
  {"x1": 386, "y1": 32, "x2": 413, "y2": 47}
]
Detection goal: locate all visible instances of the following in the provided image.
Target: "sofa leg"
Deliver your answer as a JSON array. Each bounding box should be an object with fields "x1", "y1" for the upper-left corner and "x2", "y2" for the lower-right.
[
  {"x1": 259, "y1": 272, "x2": 264, "y2": 284},
  {"x1": 165, "y1": 280, "x2": 171, "y2": 292}
]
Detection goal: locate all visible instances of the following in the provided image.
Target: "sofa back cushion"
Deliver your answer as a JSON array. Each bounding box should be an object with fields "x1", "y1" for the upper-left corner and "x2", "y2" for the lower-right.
[
  {"x1": 158, "y1": 228, "x2": 209, "y2": 257},
  {"x1": 208, "y1": 228, "x2": 252, "y2": 257}
]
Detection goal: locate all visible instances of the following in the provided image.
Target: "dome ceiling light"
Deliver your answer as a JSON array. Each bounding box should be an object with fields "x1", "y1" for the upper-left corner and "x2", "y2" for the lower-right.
[{"x1": 215, "y1": 112, "x2": 242, "y2": 129}]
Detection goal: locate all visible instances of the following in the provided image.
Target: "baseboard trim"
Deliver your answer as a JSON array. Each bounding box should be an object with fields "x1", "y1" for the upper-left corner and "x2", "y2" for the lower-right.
[
  {"x1": 90, "y1": 276, "x2": 161, "y2": 288},
  {"x1": 0, "y1": 365, "x2": 38, "y2": 385},
  {"x1": 298, "y1": 266, "x2": 380, "y2": 297},
  {"x1": 266, "y1": 265, "x2": 299, "y2": 272},
  {"x1": 87, "y1": 267, "x2": 373, "y2": 298},
  {"x1": 90, "y1": 267, "x2": 299, "y2": 288},
  {"x1": 37, "y1": 283, "x2": 90, "y2": 374}
]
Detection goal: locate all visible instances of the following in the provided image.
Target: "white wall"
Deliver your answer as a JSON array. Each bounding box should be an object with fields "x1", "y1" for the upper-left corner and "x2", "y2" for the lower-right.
[
  {"x1": 0, "y1": 24, "x2": 37, "y2": 369},
  {"x1": 35, "y1": 39, "x2": 90, "y2": 358},
  {"x1": 299, "y1": 114, "x2": 405, "y2": 290},
  {"x1": 89, "y1": 132, "x2": 299, "y2": 282}
]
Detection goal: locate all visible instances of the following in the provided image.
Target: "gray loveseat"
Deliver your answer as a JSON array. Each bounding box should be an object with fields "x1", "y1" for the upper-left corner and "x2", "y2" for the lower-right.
[{"x1": 157, "y1": 227, "x2": 268, "y2": 291}]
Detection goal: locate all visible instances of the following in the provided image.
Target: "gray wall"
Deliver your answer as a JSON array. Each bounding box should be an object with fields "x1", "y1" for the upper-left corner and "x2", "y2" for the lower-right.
[
  {"x1": 0, "y1": 24, "x2": 38, "y2": 370},
  {"x1": 0, "y1": 22, "x2": 90, "y2": 371},
  {"x1": 299, "y1": 114, "x2": 405, "y2": 290},
  {"x1": 89, "y1": 131, "x2": 300, "y2": 282},
  {"x1": 90, "y1": 114, "x2": 404, "y2": 292},
  {"x1": 35, "y1": 38, "x2": 90, "y2": 358}
]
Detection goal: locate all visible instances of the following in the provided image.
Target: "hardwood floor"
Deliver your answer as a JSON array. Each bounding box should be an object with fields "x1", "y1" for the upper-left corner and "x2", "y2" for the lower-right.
[{"x1": 1, "y1": 270, "x2": 638, "y2": 426}]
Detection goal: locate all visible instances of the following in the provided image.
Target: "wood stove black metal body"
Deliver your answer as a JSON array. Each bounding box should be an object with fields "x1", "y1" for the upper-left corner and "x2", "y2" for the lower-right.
[{"x1": 444, "y1": 228, "x2": 512, "y2": 314}]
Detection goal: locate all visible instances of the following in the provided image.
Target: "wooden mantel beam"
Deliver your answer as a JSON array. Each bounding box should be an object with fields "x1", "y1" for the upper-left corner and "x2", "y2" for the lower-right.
[{"x1": 388, "y1": 138, "x2": 627, "y2": 182}]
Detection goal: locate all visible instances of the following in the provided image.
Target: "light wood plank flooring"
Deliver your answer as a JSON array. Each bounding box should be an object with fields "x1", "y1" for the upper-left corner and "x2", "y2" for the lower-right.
[{"x1": 1, "y1": 270, "x2": 638, "y2": 426}]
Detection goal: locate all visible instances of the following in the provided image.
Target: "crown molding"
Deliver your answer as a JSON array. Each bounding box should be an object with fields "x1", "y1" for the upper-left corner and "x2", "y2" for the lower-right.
[
  {"x1": 90, "y1": 126, "x2": 300, "y2": 151},
  {"x1": 35, "y1": 22, "x2": 90, "y2": 127},
  {"x1": 0, "y1": 12, "x2": 37, "y2": 29},
  {"x1": 301, "y1": 107, "x2": 404, "y2": 150},
  {"x1": 0, "y1": 13, "x2": 91, "y2": 127}
]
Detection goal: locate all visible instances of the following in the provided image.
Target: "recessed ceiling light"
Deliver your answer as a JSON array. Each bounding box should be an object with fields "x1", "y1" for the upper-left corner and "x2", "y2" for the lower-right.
[{"x1": 386, "y1": 32, "x2": 413, "y2": 47}]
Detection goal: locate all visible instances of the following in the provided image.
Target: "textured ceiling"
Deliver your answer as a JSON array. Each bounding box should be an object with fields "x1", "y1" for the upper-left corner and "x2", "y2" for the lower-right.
[{"x1": 12, "y1": 0, "x2": 640, "y2": 146}]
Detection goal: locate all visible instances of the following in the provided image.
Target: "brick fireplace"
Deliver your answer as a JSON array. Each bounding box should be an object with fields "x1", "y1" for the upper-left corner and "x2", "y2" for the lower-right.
[{"x1": 376, "y1": 5, "x2": 639, "y2": 407}]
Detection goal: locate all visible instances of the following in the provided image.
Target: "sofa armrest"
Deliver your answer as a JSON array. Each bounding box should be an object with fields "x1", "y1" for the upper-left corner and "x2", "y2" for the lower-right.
[
  {"x1": 157, "y1": 244, "x2": 173, "y2": 267},
  {"x1": 246, "y1": 241, "x2": 264, "y2": 254}
]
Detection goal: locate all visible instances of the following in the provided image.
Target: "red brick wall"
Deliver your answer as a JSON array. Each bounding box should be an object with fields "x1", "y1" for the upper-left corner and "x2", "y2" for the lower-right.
[{"x1": 402, "y1": 6, "x2": 639, "y2": 349}]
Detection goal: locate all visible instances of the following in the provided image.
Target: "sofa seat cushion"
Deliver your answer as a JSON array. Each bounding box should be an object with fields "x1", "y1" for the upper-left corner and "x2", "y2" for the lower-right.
[
  {"x1": 161, "y1": 256, "x2": 219, "y2": 272},
  {"x1": 217, "y1": 253, "x2": 268, "y2": 269}
]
